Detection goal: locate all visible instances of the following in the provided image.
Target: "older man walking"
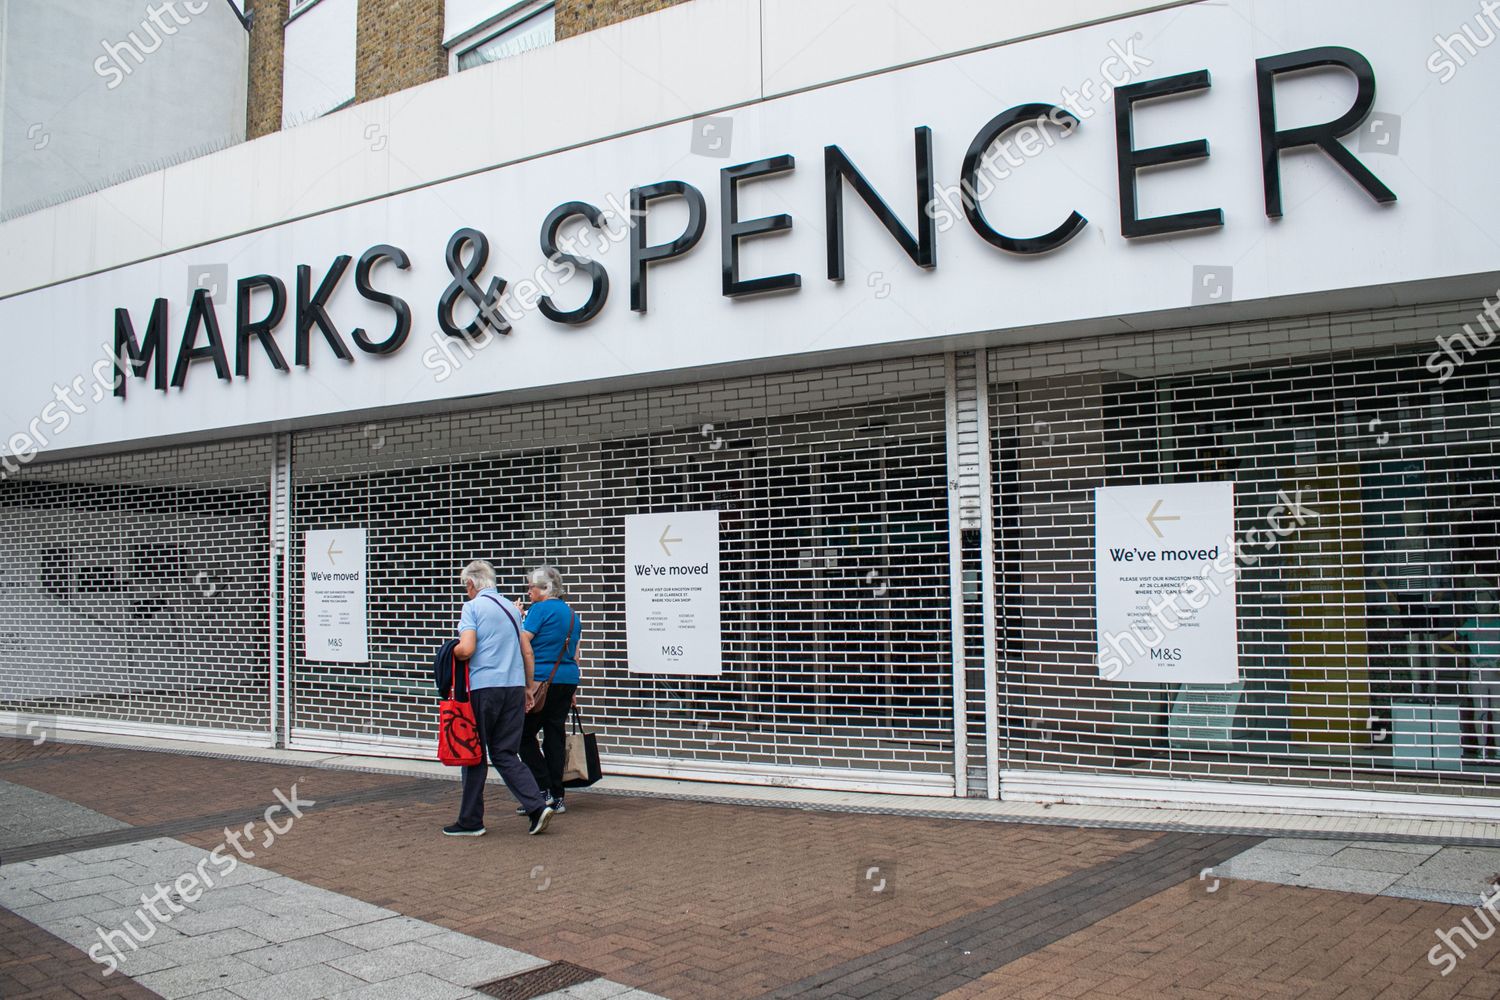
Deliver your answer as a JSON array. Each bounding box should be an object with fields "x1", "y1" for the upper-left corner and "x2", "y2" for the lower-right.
[{"x1": 444, "y1": 560, "x2": 554, "y2": 836}]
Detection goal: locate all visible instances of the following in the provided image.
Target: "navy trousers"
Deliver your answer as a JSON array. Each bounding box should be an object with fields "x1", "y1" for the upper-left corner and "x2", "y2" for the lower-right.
[{"x1": 458, "y1": 686, "x2": 548, "y2": 828}]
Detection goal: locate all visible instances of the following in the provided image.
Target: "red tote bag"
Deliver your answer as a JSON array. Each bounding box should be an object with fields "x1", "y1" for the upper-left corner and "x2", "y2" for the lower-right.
[{"x1": 438, "y1": 660, "x2": 484, "y2": 767}]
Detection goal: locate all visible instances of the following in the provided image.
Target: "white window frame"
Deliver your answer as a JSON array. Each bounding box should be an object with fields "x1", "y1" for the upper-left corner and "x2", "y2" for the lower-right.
[
  {"x1": 287, "y1": 0, "x2": 323, "y2": 22},
  {"x1": 446, "y1": 0, "x2": 556, "y2": 74}
]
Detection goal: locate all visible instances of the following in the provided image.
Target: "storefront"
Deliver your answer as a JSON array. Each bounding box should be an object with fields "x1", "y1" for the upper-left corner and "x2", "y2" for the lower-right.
[{"x1": 2, "y1": 0, "x2": 1498, "y2": 815}]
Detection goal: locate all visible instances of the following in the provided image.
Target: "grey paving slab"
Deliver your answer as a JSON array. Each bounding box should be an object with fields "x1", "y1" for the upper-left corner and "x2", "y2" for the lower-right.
[
  {"x1": 329, "y1": 940, "x2": 457, "y2": 983},
  {"x1": 419, "y1": 929, "x2": 513, "y2": 960},
  {"x1": 1254, "y1": 837, "x2": 1348, "y2": 857},
  {"x1": 144, "y1": 928, "x2": 273, "y2": 968},
  {"x1": 248, "y1": 908, "x2": 362, "y2": 944},
  {"x1": 0, "y1": 860, "x2": 73, "y2": 891},
  {"x1": 1216, "y1": 848, "x2": 1334, "y2": 880},
  {"x1": 0, "y1": 779, "x2": 130, "y2": 852},
  {"x1": 255, "y1": 881, "x2": 396, "y2": 922},
  {"x1": 41, "y1": 909, "x2": 184, "y2": 952},
  {"x1": 1215, "y1": 838, "x2": 1500, "y2": 904},
  {"x1": 326, "y1": 971, "x2": 473, "y2": 1000},
  {"x1": 177, "y1": 992, "x2": 245, "y2": 1000},
  {"x1": 537, "y1": 978, "x2": 635, "y2": 999},
  {"x1": 8, "y1": 860, "x2": 156, "y2": 892},
  {"x1": 135, "y1": 955, "x2": 268, "y2": 1000},
  {"x1": 33, "y1": 873, "x2": 139, "y2": 900},
  {"x1": 200, "y1": 860, "x2": 283, "y2": 887},
  {"x1": 237, "y1": 934, "x2": 365, "y2": 975},
  {"x1": 223, "y1": 962, "x2": 369, "y2": 1000},
  {"x1": 169, "y1": 905, "x2": 286, "y2": 938},
  {"x1": 329, "y1": 915, "x2": 449, "y2": 949},
  {"x1": 1349, "y1": 841, "x2": 1443, "y2": 856},
  {"x1": 101, "y1": 941, "x2": 183, "y2": 977},
  {"x1": 425, "y1": 950, "x2": 549, "y2": 987},
  {"x1": 1391, "y1": 871, "x2": 1498, "y2": 896},
  {"x1": 168, "y1": 883, "x2": 288, "y2": 912},
  {"x1": 96, "y1": 873, "x2": 204, "y2": 904},
  {"x1": 84, "y1": 859, "x2": 180, "y2": 888},
  {"x1": 73, "y1": 901, "x2": 195, "y2": 938},
  {"x1": 0, "y1": 885, "x2": 50, "y2": 906},
  {"x1": 1391, "y1": 846, "x2": 1500, "y2": 896},
  {"x1": 1318, "y1": 847, "x2": 1429, "y2": 875},
  {"x1": 1290, "y1": 865, "x2": 1402, "y2": 895},
  {"x1": 18, "y1": 859, "x2": 131, "y2": 885},
  {"x1": 15, "y1": 892, "x2": 152, "y2": 923},
  {"x1": 1384, "y1": 882, "x2": 1491, "y2": 906}
]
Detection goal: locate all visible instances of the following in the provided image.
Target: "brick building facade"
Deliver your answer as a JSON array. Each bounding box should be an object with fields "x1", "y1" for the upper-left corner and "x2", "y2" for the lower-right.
[{"x1": 245, "y1": 0, "x2": 694, "y2": 134}]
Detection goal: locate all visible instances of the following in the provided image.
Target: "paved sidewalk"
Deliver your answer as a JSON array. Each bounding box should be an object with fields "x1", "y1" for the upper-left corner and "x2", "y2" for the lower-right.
[
  {"x1": 3, "y1": 836, "x2": 658, "y2": 1000},
  {"x1": 5, "y1": 735, "x2": 1500, "y2": 999}
]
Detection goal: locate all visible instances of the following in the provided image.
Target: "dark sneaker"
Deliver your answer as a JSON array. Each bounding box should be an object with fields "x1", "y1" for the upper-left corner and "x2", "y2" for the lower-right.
[
  {"x1": 527, "y1": 805, "x2": 555, "y2": 835},
  {"x1": 550, "y1": 799, "x2": 566, "y2": 814},
  {"x1": 442, "y1": 823, "x2": 486, "y2": 837},
  {"x1": 515, "y1": 805, "x2": 528, "y2": 816}
]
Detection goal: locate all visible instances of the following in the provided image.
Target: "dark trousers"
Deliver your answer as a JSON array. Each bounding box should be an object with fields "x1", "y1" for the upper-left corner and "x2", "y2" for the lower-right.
[
  {"x1": 521, "y1": 683, "x2": 577, "y2": 801},
  {"x1": 458, "y1": 686, "x2": 547, "y2": 828}
]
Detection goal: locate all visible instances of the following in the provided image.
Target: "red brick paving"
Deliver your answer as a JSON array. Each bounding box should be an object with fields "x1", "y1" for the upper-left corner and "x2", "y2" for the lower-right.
[
  {"x1": 939, "y1": 879, "x2": 1500, "y2": 1000},
  {"x1": 0, "y1": 905, "x2": 160, "y2": 1000},
  {"x1": 1, "y1": 742, "x2": 419, "y2": 827},
  {"x1": 175, "y1": 788, "x2": 1153, "y2": 998},
  {"x1": 9, "y1": 739, "x2": 1500, "y2": 999},
  {"x1": 0, "y1": 737, "x2": 94, "y2": 764}
]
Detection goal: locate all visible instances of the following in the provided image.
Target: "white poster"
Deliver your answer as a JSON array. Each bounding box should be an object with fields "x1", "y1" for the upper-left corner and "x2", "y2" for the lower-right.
[
  {"x1": 1095, "y1": 483, "x2": 1238, "y2": 684},
  {"x1": 304, "y1": 528, "x2": 369, "y2": 663},
  {"x1": 625, "y1": 511, "x2": 722, "y2": 676}
]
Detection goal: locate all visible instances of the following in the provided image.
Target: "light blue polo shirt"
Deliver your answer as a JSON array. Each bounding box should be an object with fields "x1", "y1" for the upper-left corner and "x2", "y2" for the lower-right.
[{"x1": 458, "y1": 589, "x2": 526, "y2": 690}]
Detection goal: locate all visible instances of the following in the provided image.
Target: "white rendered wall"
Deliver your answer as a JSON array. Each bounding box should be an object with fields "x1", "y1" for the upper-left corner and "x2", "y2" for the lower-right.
[
  {"x1": 281, "y1": 0, "x2": 358, "y2": 129},
  {"x1": 443, "y1": 0, "x2": 533, "y2": 45},
  {"x1": 0, "y1": 0, "x2": 248, "y2": 220}
]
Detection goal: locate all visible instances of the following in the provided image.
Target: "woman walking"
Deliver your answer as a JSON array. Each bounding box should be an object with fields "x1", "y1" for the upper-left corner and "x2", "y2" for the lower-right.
[{"x1": 518, "y1": 565, "x2": 582, "y2": 813}]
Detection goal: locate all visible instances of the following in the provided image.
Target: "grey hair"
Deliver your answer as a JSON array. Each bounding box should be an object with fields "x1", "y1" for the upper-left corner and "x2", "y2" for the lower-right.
[
  {"x1": 461, "y1": 560, "x2": 497, "y2": 592},
  {"x1": 529, "y1": 565, "x2": 565, "y2": 599}
]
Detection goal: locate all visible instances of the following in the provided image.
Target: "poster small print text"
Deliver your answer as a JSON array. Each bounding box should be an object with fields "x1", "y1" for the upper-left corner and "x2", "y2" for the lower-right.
[
  {"x1": 625, "y1": 511, "x2": 722, "y2": 676},
  {"x1": 305, "y1": 528, "x2": 369, "y2": 663}
]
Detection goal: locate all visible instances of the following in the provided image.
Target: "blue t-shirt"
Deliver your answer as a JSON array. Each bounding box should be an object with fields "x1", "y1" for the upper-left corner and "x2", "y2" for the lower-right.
[
  {"x1": 458, "y1": 589, "x2": 526, "y2": 690},
  {"x1": 524, "y1": 599, "x2": 581, "y2": 685}
]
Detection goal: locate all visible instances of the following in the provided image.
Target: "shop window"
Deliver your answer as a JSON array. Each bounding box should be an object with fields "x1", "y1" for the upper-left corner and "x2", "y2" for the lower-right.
[
  {"x1": 450, "y1": 1, "x2": 556, "y2": 73},
  {"x1": 997, "y1": 346, "x2": 1500, "y2": 780}
]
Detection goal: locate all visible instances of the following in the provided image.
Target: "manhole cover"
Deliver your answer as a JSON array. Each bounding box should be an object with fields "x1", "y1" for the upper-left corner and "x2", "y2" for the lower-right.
[{"x1": 474, "y1": 961, "x2": 601, "y2": 999}]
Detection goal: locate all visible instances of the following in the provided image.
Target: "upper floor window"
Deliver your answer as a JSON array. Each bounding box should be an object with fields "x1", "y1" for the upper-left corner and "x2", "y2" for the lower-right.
[
  {"x1": 451, "y1": 1, "x2": 556, "y2": 72},
  {"x1": 288, "y1": 0, "x2": 321, "y2": 19}
]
